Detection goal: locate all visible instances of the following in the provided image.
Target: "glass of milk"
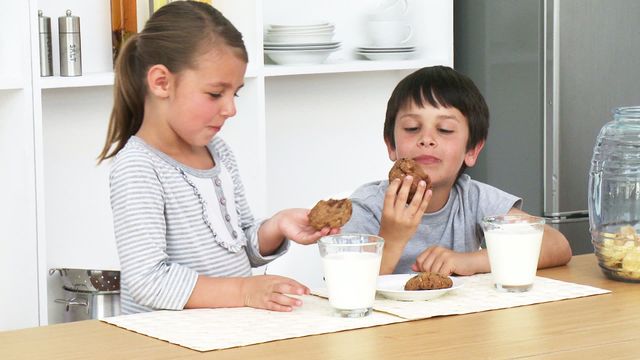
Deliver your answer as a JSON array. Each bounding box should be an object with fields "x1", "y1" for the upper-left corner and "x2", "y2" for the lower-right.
[
  {"x1": 318, "y1": 234, "x2": 384, "y2": 317},
  {"x1": 481, "y1": 215, "x2": 545, "y2": 292}
]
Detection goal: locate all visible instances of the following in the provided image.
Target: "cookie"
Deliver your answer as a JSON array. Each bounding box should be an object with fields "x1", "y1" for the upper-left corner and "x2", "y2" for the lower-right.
[
  {"x1": 404, "y1": 272, "x2": 453, "y2": 291},
  {"x1": 308, "y1": 198, "x2": 353, "y2": 230},
  {"x1": 388, "y1": 158, "x2": 432, "y2": 203}
]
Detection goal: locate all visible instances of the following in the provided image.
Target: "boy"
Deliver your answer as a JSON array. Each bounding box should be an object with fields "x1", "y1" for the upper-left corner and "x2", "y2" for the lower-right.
[{"x1": 342, "y1": 66, "x2": 572, "y2": 275}]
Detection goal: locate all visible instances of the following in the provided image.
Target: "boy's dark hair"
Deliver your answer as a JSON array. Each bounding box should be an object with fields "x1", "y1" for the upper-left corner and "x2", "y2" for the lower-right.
[{"x1": 384, "y1": 66, "x2": 489, "y2": 153}]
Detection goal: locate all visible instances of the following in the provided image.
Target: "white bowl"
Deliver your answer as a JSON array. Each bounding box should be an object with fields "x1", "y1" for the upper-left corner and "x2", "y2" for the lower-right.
[{"x1": 265, "y1": 48, "x2": 338, "y2": 65}]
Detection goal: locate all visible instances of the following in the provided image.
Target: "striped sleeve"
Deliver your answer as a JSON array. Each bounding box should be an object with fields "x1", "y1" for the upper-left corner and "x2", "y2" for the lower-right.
[
  {"x1": 110, "y1": 150, "x2": 198, "y2": 310},
  {"x1": 212, "y1": 138, "x2": 289, "y2": 266}
]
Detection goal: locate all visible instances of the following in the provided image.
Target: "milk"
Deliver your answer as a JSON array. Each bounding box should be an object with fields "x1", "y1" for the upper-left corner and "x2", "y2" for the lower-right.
[
  {"x1": 322, "y1": 252, "x2": 382, "y2": 310},
  {"x1": 485, "y1": 223, "x2": 543, "y2": 289}
]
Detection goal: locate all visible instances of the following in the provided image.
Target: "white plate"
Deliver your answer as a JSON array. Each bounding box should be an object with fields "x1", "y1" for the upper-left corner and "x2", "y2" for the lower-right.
[
  {"x1": 357, "y1": 45, "x2": 416, "y2": 51},
  {"x1": 356, "y1": 50, "x2": 415, "y2": 61},
  {"x1": 269, "y1": 22, "x2": 333, "y2": 30},
  {"x1": 357, "y1": 48, "x2": 415, "y2": 53},
  {"x1": 376, "y1": 274, "x2": 464, "y2": 301},
  {"x1": 266, "y1": 33, "x2": 335, "y2": 44},
  {"x1": 264, "y1": 41, "x2": 341, "y2": 48},
  {"x1": 267, "y1": 28, "x2": 335, "y2": 35},
  {"x1": 265, "y1": 46, "x2": 341, "y2": 52}
]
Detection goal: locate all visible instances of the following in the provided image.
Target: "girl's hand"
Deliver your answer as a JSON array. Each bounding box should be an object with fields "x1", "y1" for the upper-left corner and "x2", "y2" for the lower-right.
[
  {"x1": 380, "y1": 176, "x2": 431, "y2": 247},
  {"x1": 411, "y1": 246, "x2": 484, "y2": 276},
  {"x1": 240, "y1": 275, "x2": 310, "y2": 312},
  {"x1": 274, "y1": 208, "x2": 339, "y2": 245}
]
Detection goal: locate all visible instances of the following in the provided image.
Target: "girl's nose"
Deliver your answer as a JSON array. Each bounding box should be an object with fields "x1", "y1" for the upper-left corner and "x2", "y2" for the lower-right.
[{"x1": 221, "y1": 97, "x2": 237, "y2": 118}]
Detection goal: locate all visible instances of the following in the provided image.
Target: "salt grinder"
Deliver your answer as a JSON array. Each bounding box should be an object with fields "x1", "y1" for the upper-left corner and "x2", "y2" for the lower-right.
[{"x1": 58, "y1": 9, "x2": 82, "y2": 76}]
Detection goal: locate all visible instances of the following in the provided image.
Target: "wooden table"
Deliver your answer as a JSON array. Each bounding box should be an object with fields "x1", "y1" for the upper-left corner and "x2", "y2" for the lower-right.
[{"x1": 2, "y1": 254, "x2": 639, "y2": 360}]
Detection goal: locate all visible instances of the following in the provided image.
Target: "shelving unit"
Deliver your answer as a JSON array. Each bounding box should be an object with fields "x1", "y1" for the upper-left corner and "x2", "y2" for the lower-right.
[{"x1": 1, "y1": 0, "x2": 452, "y2": 329}]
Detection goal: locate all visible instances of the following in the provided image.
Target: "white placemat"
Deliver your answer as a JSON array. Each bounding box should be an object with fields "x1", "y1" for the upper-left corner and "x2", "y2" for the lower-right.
[
  {"x1": 314, "y1": 274, "x2": 611, "y2": 320},
  {"x1": 103, "y1": 275, "x2": 609, "y2": 352},
  {"x1": 102, "y1": 294, "x2": 403, "y2": 352}
]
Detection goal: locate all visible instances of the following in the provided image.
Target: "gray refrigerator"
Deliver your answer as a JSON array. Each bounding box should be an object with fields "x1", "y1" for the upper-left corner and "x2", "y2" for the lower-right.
[{"x1": 454, "y1": 0, "x2": 640, "y2": 254}]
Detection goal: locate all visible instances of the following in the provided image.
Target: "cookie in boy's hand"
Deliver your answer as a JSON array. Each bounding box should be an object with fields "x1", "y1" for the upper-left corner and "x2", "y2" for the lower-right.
[
  {"x1": 308, "y1": 198, "x2": 352, "y2": 230},
  {"x1": 388, "y1": 158, "x2": 432, "y2": 203},
  {"x1": 404, "y1": 272, "x2": 453, "y2": 291}
]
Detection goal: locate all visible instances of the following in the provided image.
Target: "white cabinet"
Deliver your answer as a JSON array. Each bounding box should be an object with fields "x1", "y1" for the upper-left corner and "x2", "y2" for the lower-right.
[
  {"x1": 0, "y1": 0, "x2": 452, "y2": 328},
  {"x1": 0, "y1": 1, "x2": 40, "y2": 331}
]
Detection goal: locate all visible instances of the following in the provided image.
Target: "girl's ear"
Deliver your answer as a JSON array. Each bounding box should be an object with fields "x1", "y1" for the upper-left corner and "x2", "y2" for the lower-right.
[
  {"x1": 146, "y1": 64, "x2": 172, "y2": 98},
  {"x1": 385, "y1": 137, "x2": 398, "y2": 161},
  {"x1": 464, "y1": 140, "x2": 485, "y2": 167}
]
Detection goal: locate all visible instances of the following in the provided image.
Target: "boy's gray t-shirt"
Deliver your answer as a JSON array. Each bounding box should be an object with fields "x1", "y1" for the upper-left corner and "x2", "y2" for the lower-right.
[{"x1": 342, "y1": 174, "x2": 522, "y2": 274}]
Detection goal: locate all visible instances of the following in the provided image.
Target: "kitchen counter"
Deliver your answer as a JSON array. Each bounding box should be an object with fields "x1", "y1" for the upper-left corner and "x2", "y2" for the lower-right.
[{"x1": 2, "y1": 254, "x2": 638, "y2": 359}]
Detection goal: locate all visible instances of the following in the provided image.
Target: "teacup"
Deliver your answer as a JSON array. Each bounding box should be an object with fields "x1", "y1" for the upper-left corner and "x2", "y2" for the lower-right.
[
  {"x1": 369, "y1": 0, "x2": 409, "y2": 21},
  {"x1": 367, "y1": 20, "x2": 413, "y2": 47}
]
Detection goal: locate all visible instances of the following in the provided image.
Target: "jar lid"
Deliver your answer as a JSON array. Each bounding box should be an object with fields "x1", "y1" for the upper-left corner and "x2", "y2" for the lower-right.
[
  {"x1": 614, "y1": 106, "x2": 640, "y2": 120},
  {"x1": 58, "y1": 9, "x2": 80, "y2": 33}
]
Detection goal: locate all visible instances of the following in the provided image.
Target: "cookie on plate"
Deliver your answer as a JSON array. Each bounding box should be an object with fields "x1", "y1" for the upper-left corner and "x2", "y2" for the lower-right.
[
  {"x1": 308, "y1": 198, "x2": 352, "y2": 230},
  {"x1": 388, "y1": 158, "x2": 432, "y2": 203},
  {"x1": 404, "y1": 272, "x2": 453, "y2": 291}
]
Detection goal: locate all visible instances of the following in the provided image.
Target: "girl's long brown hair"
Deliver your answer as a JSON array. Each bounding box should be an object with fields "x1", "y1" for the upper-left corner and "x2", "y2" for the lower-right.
[{"x1": 97, "y1": 1, "x2": 247, "y2": 163}]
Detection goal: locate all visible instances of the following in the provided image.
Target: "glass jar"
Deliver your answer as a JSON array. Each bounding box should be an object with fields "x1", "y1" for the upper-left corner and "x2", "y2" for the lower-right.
[{"x1": 589, "y1": 106, "x2": 640, "y2": 282}]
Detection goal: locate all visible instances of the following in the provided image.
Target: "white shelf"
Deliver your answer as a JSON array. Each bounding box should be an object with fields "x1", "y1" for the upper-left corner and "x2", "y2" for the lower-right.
[
  {"x1": 0, "y1": 76, "x2": 24, "y2": 90},
  {"x1": 263, "y1": 57, "x2": 450, "y2": 77},
  {"x1": 38, "y1": 72, "x2": 115, "y2": 89}
]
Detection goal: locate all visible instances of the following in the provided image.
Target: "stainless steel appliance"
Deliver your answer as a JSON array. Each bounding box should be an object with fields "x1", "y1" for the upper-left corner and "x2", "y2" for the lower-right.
[{"x1": 455, "y1": 0, "x2": 640, "y2": 254}]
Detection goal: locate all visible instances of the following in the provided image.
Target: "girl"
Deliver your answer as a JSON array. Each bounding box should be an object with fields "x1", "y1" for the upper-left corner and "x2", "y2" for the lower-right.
[{"x1": 98, "y1": 1, "x2": 335, "y2": 315}]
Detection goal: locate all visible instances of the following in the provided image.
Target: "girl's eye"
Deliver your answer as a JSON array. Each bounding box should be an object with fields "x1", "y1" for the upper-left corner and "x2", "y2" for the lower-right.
[
  {"x1": 208, "y1": 93, "x2": 222, "y2": 98},
  {"x1": 439, "y1": 128, "x2": 454, "y2": 134},
  {"x1": 404, "y1": 127, "x2": 419, "y2": 132},
  {"x1": 234, "y1": 92, "x2": 240, "y2": 98}
]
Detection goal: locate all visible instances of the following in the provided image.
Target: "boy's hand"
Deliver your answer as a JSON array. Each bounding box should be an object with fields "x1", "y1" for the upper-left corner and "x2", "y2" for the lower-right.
[
  {"x1": 241, "y1": 275, "x2": 310, "y2": 312},
  {"x1": 412, "y1": 246, "x2": 488, "y2": 276},
  {"x1": 378, "y1": 176, "x2": 431, "y2": 274},
  {"x1": 380, "y1": 176, "x2": 431, "y2": 246}
]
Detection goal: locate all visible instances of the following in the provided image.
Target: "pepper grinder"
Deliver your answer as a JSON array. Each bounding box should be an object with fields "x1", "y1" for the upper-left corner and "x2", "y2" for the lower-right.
[
  {"x1": 38, "y1": 10, "x2": 53, "y2": 77},
  {"x1": 58, "y1": 9, "x2": 82, "y2": 76}
]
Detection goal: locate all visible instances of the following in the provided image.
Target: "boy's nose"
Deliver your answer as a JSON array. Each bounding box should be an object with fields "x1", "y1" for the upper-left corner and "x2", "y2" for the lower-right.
[{"x1": 418, "y1": 134, "x2": 437, "y2": 148}]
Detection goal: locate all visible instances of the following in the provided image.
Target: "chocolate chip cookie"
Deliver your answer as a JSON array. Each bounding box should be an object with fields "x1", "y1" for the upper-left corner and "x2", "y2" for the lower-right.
[
  {"x1": 308, "y1": 198, "x2": 352, "y2": 230},
  {"x1": 404, "y1": 272, "x2": 453, "y2": 291},
  {"x1": 388, "y1": 158, "x2": 432, "y2": 203}
]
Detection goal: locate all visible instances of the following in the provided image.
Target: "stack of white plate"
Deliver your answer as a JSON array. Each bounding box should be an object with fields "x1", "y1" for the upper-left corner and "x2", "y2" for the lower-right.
[
  {"x1": 355, "y1": 45, "x2": 416, "y2": 61},
  {"x1": 264, "y1": 22, "x2": 341, "y2": 65}
]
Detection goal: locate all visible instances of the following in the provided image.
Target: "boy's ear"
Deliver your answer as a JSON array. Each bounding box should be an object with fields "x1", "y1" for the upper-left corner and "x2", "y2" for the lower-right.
[
  {"x1": 385, "y1": 137, "x2": 398, "y2": 161},
  {"x1": 464, "y1": 140, "x2": 485, "y2": 167},
  {"x1": 146, "y1": 64, "x2": 172, "y2": 98}
]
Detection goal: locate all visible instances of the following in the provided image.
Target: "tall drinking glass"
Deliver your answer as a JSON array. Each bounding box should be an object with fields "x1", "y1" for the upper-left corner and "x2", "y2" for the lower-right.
[
  {"x1": 481, "y1": 215, "x2": 545, "y2": 292},
  {"x1": 318, "y1": 234, "x2": 383, "y2": 317}
]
